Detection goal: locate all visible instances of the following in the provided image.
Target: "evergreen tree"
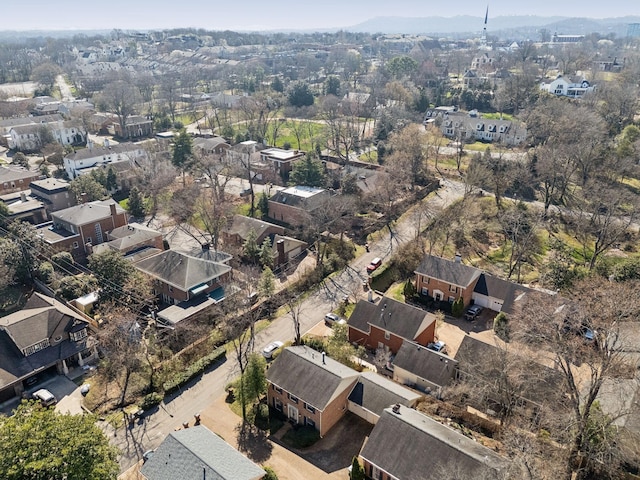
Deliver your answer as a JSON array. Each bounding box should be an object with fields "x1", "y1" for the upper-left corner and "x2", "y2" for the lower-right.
[
  {"x1": 242, "y1": 229, "x2": 260, "y2": 263},
  {"x1": 259, "y1": 237, "x2": 273, "y2": 269},
  {"x1": 258, "y1": 266, "x2": 276, "y2": 299},
  {"x1": 290, "y1": 155, "x2": 325, "y2": 187},
  {"x1": 172, "y1": 129, "x2": 194, "y2": 186},
  {"x1": 127, "y1": 186, "x2": 146, "y2": 218}
]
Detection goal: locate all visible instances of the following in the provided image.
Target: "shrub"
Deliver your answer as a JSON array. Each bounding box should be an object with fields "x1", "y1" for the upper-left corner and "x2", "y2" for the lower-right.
[
  {"x1": 263, "y1": 466, "x2": 279, "y2": 480},
  {"x1": 403, "y1": 279, "x2": 416, "y2": 299},
  {"x1": 162, "y1": 346, "x2": 226, "y2": 394},
  {"x1": 37, "y1": 262, "x2": 54, "y2": 284},
  {"x1": 451, "y1": 297, "x2": 464, "y2": 317},
  {"x1": 140, "y1": 392, "x2": 163, "y2": 410},
  {"x1": 493, "y1": 312, "x2": 510, "y2": 341}
]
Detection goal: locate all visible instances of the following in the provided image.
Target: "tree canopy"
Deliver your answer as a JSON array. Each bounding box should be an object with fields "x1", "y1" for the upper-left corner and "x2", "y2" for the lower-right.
[
  {"x1": 290, "y1": 155, "x2": 325, "y2": 187},
  {"x1": 287, "y1": 81, "x2": 314, "y2": 107},
  {"x1": 0, "y1": 402, "x2": 119, "y2": 480}
]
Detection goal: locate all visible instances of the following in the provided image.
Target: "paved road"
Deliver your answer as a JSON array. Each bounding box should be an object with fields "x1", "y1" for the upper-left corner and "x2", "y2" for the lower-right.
[
  {"x1": 55, "y1": 75, "x2": 74, "y2": 101},
  {"x1": 111, "y1": 178, "x2": 465, "y2": 471}
]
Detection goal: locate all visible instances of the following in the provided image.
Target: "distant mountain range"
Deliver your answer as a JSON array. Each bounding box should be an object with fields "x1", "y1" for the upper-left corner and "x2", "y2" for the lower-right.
[
  {"x1": 1, "y1": 15, "x2": 640, "y2": 40},
  {"x1": 347, "y1": 15, "x2": 640, "y2": 39}
]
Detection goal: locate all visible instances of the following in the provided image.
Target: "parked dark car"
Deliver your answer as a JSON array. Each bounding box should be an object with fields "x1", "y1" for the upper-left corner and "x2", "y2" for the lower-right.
[{"x1": 464, "y1": 305, "x2": 483, "y2": 321}]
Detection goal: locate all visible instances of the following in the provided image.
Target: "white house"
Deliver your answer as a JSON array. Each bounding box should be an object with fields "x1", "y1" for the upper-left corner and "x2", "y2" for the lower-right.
[
  {"x1": 8, "y1": 120, "x2": 87, "y2": 153},
  {"x1": 540, "y1": 75, "x2": 595, "y2": 98},
  {"x1": 63, "y1": 141, "x2": 148, "y2": 179}
]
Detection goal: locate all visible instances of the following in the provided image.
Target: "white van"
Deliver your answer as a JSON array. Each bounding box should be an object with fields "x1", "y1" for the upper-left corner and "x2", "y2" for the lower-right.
[{"x1": 33, "y1": 388, "x2": 57, "y2": 407}]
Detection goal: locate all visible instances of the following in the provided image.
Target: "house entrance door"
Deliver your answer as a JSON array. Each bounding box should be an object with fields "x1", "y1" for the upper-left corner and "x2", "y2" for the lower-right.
[{"x1": 288, "y1": 404, "x2": 299, "y2": 423}]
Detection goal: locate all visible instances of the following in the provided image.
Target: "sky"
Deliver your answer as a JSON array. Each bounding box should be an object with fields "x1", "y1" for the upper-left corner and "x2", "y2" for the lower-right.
[{"x1": 5, "y1": 0, "x2": 639, "y2": 32}]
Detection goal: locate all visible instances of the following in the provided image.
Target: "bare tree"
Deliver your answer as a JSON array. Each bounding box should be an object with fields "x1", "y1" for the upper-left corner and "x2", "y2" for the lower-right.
[
  {"x1": 284, "y1": 293, "x2": 305, "y2": 346},
  {"x1": 99, "y1": 74, "x2": 141, "y2": 139},
  {"x1": 514, "y1": 279, "x2": 640, "y2": 480}
]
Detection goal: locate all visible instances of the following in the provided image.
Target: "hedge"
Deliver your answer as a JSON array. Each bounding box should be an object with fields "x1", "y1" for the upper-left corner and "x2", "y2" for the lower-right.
[{"x1": 162, "y1": 346, "x2": 226, "y2": 394}]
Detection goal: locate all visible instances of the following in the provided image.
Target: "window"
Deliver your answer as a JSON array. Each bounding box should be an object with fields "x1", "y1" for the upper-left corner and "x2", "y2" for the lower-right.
[
  {"x1": 422, "y1": 276, "x2": 430, "y2": 284},
  {"x1": 274, "y1": 398, "x2": 283, "y2": 412},
  {"x1": 305, "y1": 403, "x2": 315, "y2": 414},
  {"x1": 70, "y1": 329, "x2": 88, "y2": 342},
  {"x1": 273, "y1": 385, "x2": 282, "y2": 394},
  {"x1": 72, "y1": 241, "x2": 79, "y2": 249},
  {"x1": 421, "y1": 287, "x2": 428, "y2": 296},
  {"x1": 384, "y1": 331, "x2": 390, "y2": 340},
  {"x1": 288, "y1": 394, "x2": 299, "y2": 404},
  {"x1": 305, "y1": 417, "x2": 316, "y2": 428},
  {"x1": 23, "y1": 339, "x2": 50, "y2": 356},
  {"x1": 449, "y1": 285, "x2": 457, "y2": 293},
  {"x1": 168, "y1": 286, "x2": 173, "y2": 292},
  {"x1": 448, "y1": 296, "x2": 455, "y2": 303}
]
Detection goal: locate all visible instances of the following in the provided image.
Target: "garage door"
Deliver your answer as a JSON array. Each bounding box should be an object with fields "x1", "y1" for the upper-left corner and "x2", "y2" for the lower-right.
[
  {"x1": 472, "y1": 295, "x2": 490, "y2": 308},
  {"x1": 490, "y1": 300, "x2": 503, "y2": 312}
]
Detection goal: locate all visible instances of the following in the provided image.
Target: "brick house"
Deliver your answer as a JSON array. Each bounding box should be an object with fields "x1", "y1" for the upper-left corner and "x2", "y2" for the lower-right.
[
  {"x1": 29, "y1": 178, "x2": 76, "y2": 215},
  {"x1": 222, "y1": 215, "x2": 286, "y2": 247},
  {"x1": 267, "y1": 185, "x2": 331, "y2": 227},
  {"x1": 266, "y1": 346, "x2": 360, "y2": 437},
  {"x1": 359, "y1": 405, "x2": 507, "y2": 480},
  {"x1": 414, "y1": 254, "x2": 533, "y2": 313},
  {"x1": 132, "y1": 250, "x2": 232, "y2": 305},
  {"x1": 414, "y1": 254, "x2": 480, "y2": 305},
  {"x1": 91, "y1": 222, "x2": 164, "y2": 256},
  {"x1": 259, "y1": 147, "x2": 305, "y2": 178},
  {"x1": 391, "y1": 340, "x2": 458, "y2": 397},
  {"x1": 0, "y1": 166, "x2": 41, "y2": 195},
  {"x1": 110, "y1": 115, "x2": 153, "y2": 139},
  {"x1": 40, "y1": 199, "x2": 128, "y2": 260},
  {"x1": 347, "y1": 297, "x2": 436, "y2": 354},
  {"x1": 267, "y1": 347, "x2": 421, "y2": 437}
]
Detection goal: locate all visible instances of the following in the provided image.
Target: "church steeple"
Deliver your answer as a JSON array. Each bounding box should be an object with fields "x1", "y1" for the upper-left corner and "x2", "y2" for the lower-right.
[{"x1": 482, "y1": 5, "x2": 489, "y2": 46}]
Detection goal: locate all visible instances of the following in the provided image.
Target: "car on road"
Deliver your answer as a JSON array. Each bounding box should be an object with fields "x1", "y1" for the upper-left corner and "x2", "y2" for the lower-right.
[
  {"x1": 366, "y1": 257, "x2": 382, "y2": 274},
  {"x1": 324, "y1": 312, "x2": 346, "y2": 326},
  {"x1": 427, "y1": 341, "x2": 446, "y2": 353},
  {"x1": 262, "y1": 340, "x2": 284, "y2": 359},
  {"x1": 464, "y1": 304, "x2": 484, "y2": 321},
  {"x1": 32, "y1": 388, "x2": 57, "y2": 407}
]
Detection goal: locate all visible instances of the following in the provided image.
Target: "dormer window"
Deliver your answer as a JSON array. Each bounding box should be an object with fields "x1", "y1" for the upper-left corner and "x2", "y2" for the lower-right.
[
  {"x1": 499, "y1": 125, "x2": 507, "y2": 133},
  {"x1": 476, "y1": 123, "x2": 483, "y2": 131},
  {"x1": 23, "y1": 339, "x2": 50, "y2": 356},
  {"x1": 70, "y1": 328, "x2": 88, "y2": 342}
]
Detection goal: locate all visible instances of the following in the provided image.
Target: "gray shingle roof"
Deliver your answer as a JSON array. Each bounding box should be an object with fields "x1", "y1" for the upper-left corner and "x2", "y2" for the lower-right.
[
  {"x1": 133, "y1": 250, "x2": 231, "y2": 291},
  {"x1": 348, "y1": 371, "x2": 421, "y2": 417},
  {"x1": 266, "y1": 346, "x2": 359, "y2": 410},
  {"x1": 225, "y1": 215, "x2": 284, "y2": 242},
  {"x1": 0, "y1": 166, "x2": 40, "y2": 184},
  {"x1": 415, "y1": 254, "x2": 481, "y2": 288},
  {"x1": 393, "y1": 341, "x2": 458, "y2": 389},
  {"x1": 360, "y1": 405, "x2": 507, "y2": 480},
  {"x1": 473, "y1": 274, "x2": 532, "y2": 314},
  {"x1": 64, "y1": 142, "x2": 143, "y2": 162},
  {"x1": 348, "y1": 298, "x2": 435, "y2": 342},
  {"x1": 52, "y1": 199, "x2": 124, "y2": 226},
  {"x1": 140, "y1": 425, "x2": 265, "y2": 480}
]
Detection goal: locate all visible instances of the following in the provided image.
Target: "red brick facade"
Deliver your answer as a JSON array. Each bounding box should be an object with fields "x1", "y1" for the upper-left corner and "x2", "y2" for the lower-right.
[
  {"x1": 267, "y1": 379, "x2": 357, "y2": 437},
  {"x1": 348, "y1": 322, "x2": 435, "y2": 354},
  {"x1": 415, "y1": 273, "x2": 475, "y2": 306}
]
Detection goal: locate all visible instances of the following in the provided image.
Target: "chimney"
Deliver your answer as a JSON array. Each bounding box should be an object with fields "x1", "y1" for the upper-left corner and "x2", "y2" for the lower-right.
[
  {"x1": 392, "y1": 403, "x2": 401, "y2": 414},
  {"x1": 454, "y1": 252, "x2": 462, "y2": 263},
  {"x1": 276, "y1": 239, "x2": 285, "y2": 266},
  {"x1": 321, "y1": 351, "x2": 326, "y2": 364},
  {"x1": 20, "y1": 192, "x2": 27, "y2": 202},
  {"x1": 104, "y1": 138, "x2": 110, "y2": 148},
  {"x1": 109, "y1": 202, "x2": 117, "y2": 217}
]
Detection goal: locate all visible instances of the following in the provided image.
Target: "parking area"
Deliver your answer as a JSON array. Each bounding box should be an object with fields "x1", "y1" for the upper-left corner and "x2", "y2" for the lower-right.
[
  {"x1": 294, "y1": 412, "x2": 373, "y2": 474},
  {"x1": 1, "y1": 374, "x2": 84, "y2": 415}
]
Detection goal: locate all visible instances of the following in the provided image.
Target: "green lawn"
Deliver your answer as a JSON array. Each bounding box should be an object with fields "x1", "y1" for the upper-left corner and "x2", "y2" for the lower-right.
[{"x1": 266, "y1": 120, "x2": 326, "y2": 152}]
